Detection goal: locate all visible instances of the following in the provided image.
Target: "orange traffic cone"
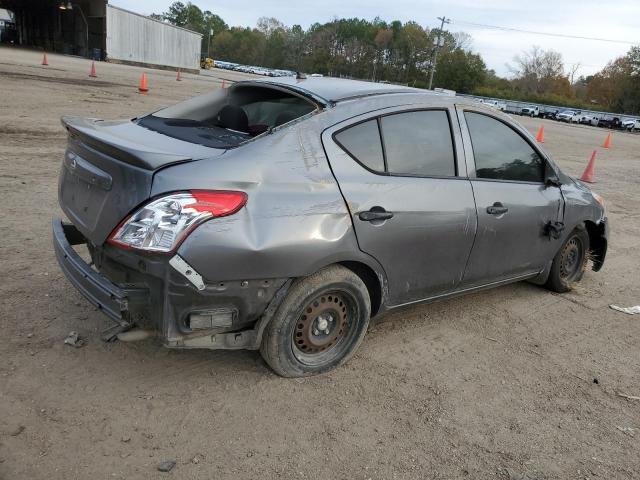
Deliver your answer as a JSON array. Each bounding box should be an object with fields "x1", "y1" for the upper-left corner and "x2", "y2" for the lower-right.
[
  {"x1": 580, "y1": 150, "x2": 597, "y2": 183},
  {"x1": 138, "y1": 73, "x2": 149, "y2": 93},
  {"x1": 536, "y1": 125, "x2": 545, "y2": 143},
  {"x1": 176, "y1": 68, "x2": 182, "y2": 81},
  {"x1": 42, "y1": 53, "x2": 49, "y2": 66},
  {"x1": 603, "y1": 132, "x2": 612, "y2": 149},
  {"x1": 221, "y1": 79, "x2": 226, "y2": 88},
  {"x1": 89, "y1": 61, "x2": 97, "y2": 78}
]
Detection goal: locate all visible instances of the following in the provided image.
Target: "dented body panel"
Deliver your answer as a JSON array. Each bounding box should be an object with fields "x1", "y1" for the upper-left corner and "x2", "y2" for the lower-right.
[
  {"x1": 462, "y1": 181, "x2": 562, "y2": 286},
  {"x1": 151, "y1": 109, "x2": 388, "y2": 285},
  {"x1": 321, "y1": 104, "x2": 477, "y2": 305},
  {"x1": 53, "y1": 77, "x2": 608, "y2": 351}
]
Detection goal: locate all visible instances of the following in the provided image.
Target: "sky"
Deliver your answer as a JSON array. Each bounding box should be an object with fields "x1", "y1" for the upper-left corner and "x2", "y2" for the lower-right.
[{"x1": 110, "y1": 0, "x2": 639, "y2": 78}]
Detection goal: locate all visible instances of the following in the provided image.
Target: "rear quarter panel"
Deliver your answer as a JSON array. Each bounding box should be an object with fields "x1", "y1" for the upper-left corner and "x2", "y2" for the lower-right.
[{"x1": 151, "y1": 111, "x2": 386, "y2": 283}]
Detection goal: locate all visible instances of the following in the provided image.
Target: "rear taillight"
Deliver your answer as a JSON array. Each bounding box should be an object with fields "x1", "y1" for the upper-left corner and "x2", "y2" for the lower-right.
[{"x1": 107, "y1": 190, "x2": 247, "y2": 253}]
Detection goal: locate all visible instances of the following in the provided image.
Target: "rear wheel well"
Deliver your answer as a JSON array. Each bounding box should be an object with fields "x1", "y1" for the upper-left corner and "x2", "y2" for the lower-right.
[{"x1": 339, "y1": 261, "x2": 382, "y2": 317}]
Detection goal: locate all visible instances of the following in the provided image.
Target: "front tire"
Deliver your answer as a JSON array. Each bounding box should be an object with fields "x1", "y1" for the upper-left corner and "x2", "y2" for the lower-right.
[
  {"x1": 260, "y1": 265, "x2": 371, "y2": 377},
  {"x1": 545, "y1": 226, "x2": 590, "y2": 293}
]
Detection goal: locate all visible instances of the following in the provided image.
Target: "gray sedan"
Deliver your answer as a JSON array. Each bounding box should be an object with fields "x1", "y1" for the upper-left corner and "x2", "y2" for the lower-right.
[{"x1": 53, "y1": 77, "x2": 608, "y2": 377}]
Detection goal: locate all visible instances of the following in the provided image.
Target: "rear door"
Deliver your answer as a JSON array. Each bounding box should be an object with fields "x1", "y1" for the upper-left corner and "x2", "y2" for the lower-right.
[
  {"x1": 322, "y1": 106, "x2": 477, "y2": 306},
  {"x1": 456, "y1": 107, "x2": 563, "y2": 287}
]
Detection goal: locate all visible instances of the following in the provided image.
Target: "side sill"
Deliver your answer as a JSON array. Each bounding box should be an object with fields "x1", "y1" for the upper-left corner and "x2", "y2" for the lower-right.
[{"x1": 387, "y1": 271, "x2": 541, "y2": 310}]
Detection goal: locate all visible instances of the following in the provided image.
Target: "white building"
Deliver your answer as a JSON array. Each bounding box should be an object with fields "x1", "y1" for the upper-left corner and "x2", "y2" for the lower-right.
[{"x1": 0, "y1": 0, "x2": 202, "y2": 72}]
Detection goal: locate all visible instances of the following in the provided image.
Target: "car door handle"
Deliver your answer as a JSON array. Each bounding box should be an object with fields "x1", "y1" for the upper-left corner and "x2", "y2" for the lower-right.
[
  {"x1": 358, "y1": 208, "x2": 394, "y2": 222},
  {"x1": 486, "y1": 202, "x2": 508, "y2": 215}
]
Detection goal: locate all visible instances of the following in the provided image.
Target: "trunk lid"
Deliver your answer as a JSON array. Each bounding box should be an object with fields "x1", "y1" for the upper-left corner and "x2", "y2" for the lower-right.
[{"x1": 58, "y1": 116, "x2": 224, "y2": 245}]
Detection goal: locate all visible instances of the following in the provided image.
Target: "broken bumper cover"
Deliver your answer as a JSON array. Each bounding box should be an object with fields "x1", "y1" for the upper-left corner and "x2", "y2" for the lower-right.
[
  {"x1": 52, "y1": 219, "x2": 148, "y2": 326},
  {"x1": 52, "y1": 218, "x2": 289, "y2": 350},
  {"x1": 591, "y1": 217, "x2": 608, "y2": 272}
]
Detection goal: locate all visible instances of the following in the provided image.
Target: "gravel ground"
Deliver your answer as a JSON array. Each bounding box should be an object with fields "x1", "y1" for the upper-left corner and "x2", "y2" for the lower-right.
[{"x1": 1, "y1": 47, "x2": 639, "y2": 480}]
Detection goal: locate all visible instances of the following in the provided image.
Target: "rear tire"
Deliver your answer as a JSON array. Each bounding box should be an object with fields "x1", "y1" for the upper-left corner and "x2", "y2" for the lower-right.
[
  {"x1": 545, "y1": 226, "x2": 590, "y2": 293},
  {"x1": 260, "y1": 265, "x2": 370, "y2": 377}
]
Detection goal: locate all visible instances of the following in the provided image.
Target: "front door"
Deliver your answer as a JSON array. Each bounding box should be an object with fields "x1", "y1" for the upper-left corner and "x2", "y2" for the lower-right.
[
  {"x1": 456, "y1": 108, "x2": 564, "y2": 286},
  {"x1": 322, "y1": 107, "x2": 477, "y2": 305}
]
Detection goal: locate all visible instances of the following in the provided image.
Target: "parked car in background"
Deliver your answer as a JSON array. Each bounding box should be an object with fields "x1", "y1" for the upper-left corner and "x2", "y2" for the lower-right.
[
  {"x1": 578, "y1": 114, "x2": 598, "y2": 126},
  {"x1": 622, "y1": 118, "x2": 640, "y2": 131},
  {"x1": 434, "y1": 88, "x2": 457, "y2": 96},
  {"x1": 214, "y1": 60, "x2": 295, "y2": 78},
  {"x1": 598, "y1": 116, "x2": 622, "y2": 129},
  {"x1": 557, "y1": 110, "x2": 579, "y2": 123},
  {"x1": 541, "y1": 108, "x2": 560, "y2": 120},
  {"x1": 53, "y1": 77, "x2": 608, "y2": 377},
  {"x1": 520, "y1": 106, "x2": 540, "y2": 117}
]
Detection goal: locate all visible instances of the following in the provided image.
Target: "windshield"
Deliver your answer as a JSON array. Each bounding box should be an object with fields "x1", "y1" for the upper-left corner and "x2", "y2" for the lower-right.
[{"x1": 137, "y1": 84, "x2": 318, "y2": 148}]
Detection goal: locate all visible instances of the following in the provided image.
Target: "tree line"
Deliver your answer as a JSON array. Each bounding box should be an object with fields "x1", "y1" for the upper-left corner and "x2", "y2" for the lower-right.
[{"x1": 153, "y1": 2, "x2": 640, "y2": 114}]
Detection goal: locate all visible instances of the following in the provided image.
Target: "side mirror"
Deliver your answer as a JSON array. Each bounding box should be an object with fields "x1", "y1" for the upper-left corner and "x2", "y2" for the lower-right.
[
  {"x1": 545, "y1": 175, "x2": 561, "y2": 188},
  {"x1": 544, "y1": 162, "x2": 561, "y2": 187}
]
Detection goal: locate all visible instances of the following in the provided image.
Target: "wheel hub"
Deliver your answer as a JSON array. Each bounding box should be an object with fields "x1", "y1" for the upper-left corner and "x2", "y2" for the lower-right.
[
  {"x1": 316, "y1": 315, "x2": 330, "y2": 333},
  {"x1": 560, "y1": 237, "x2": 582, "y2": 280},
  {"x1": 294, "y1": 293, "x2": 349, "y2": 354}
]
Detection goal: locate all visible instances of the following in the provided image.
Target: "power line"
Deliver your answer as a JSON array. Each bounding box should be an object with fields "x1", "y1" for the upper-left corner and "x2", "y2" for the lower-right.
[{"x1": 451, "y1": 20, "x2": 637, "y2": 45}]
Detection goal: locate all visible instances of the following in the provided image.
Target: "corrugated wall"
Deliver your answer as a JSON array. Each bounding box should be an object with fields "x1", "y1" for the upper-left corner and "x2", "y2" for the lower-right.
[{"x1": 106, "y1": 5, "x2": 201, "y2": 71}]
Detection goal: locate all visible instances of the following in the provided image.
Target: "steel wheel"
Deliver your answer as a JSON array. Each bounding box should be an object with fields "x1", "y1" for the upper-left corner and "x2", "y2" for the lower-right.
[
  {"x1": 559, "y1": 236, "x2": 584, "y2": 282},
  {"x1": 260, "y1": 265, "x2": 371, "y2": 377},
  {"x1": 292, "y1": 291, "x2": 356, "y2": 366},
  {"x1": 545, "y1": 226, "x2": 590, "y2": 293}
]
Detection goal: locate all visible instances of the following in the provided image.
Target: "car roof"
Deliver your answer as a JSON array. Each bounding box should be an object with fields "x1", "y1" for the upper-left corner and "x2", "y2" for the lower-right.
[
  {"x1": 247, "y1": 76, "x2": 439, "y2": 105},
  {"x1": 232, "y1": 77, "x2": 497, "y2": 121}
]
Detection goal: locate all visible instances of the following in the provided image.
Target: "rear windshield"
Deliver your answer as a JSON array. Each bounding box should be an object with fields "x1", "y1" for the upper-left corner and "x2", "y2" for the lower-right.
[{"x1": 137, "y1": 84, "x2": 318, "y2": 148}]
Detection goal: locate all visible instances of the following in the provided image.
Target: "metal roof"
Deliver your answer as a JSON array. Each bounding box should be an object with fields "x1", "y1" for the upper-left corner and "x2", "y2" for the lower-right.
[
  {"x1": 107, "y1": 4, "x2": 203, "y2": 37},
  {"x1": 0, "y1": 8, "x2": 14, "y2": 22}
]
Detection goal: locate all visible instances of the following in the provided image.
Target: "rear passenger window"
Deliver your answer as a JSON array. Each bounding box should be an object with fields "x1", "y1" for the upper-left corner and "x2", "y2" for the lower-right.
[
  {"x1": 464, "y1": 112, "x2": 545, "y2": 183},
  {"x1": 381, "y1": 110, "x2": 455, "y2": 177},
  {"x1": 334, "y1": 120, "x2": 385, "y2": 172}
]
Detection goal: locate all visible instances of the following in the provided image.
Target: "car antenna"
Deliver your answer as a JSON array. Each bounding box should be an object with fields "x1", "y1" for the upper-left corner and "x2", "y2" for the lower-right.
[{"x1": 296, "y1": 71, "x2": 307, "y2": 80}]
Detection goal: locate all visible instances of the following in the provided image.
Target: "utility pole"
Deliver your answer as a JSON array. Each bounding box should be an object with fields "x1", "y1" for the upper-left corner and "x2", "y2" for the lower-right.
[
  {"x1": 208, "y1": 28, "x2": 213, "y2": 59},
  {"x1": 428, "y1": 15, "x2": 450, "y2": 90}
]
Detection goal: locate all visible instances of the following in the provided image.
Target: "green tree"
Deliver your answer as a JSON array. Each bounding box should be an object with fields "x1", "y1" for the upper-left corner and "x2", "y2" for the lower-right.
[
  {"x1": 586, "y1": 48, "x2": 640, "y2": 114},
  {"x1": 212, "y1": 27, "x2": 266, "y2": 65},
  {"x1": 155, "y1": 2, "x2": 227, "y2": 53},
  {"x1": 156, "y1": 4, "x2": 510, "y2": 97},
  {"x1": 434, "y1": 49, "x2": 486, "y2": 93},
  {"x1": 284, "y1": 25, "x2": 307, "y2": 71},
  {"x1": 162, "y1": 1, "x2": 204, "y2": 30}
]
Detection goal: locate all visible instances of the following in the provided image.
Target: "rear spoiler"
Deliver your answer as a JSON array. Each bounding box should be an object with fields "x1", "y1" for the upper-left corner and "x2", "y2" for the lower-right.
[{"x1": 61, "y1": 116, "x2": 192, "y2": 170}]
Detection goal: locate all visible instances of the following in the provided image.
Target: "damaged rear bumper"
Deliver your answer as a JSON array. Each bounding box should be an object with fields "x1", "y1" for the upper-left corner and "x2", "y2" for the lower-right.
[
  {"x1": 52, "y1": 219, "x2": 148, "y2": 328},
  {"x1": 52, "y1": 218, "x2": 289, "y2": 349}
]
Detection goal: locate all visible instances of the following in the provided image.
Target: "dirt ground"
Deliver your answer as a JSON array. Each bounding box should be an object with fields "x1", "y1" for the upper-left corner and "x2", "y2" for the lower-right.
[{"x1": 1, "y1": 46, "x2": 639, "y2": 480}]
